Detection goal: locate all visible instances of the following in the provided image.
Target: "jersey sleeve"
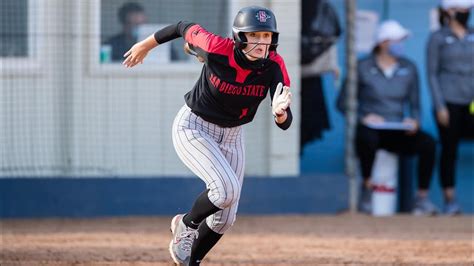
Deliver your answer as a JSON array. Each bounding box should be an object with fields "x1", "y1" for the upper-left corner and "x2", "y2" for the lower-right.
[
  {"x1": 184, "y1": 24, "x2": 234, "y2": 59},
  {"x1": 268, "y1": 52, "x2": 291, "y2": 101},
  {"x1": 408, "y1": 62, "x2": 420, "y2": 121},
  {"x1": 426, "y1": 31, "x2": 445, "y2": 111},
  {"x1": 153, "y1": 21, "x2": 195, "y2": 44},
  {"x1": 154, "y1": 22, "x2": 233, "y2": 62},
  {"x1": 268, "y1": 52, "x2": 292, "y2": 130}
]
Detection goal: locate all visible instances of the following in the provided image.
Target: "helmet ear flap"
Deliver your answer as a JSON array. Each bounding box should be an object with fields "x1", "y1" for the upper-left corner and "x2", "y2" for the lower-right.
[
  {"x1": 233, "y1": 31, "x2": 248, "y2": 50},
  {"x1": 269, "y1": 33, "x2": 279, "y2": 51}
]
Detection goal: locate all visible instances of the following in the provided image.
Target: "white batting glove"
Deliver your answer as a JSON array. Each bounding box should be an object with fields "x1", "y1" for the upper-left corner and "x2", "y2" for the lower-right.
[{"x1": 271, "y1": 82, "x2": 292, "y2": 117}]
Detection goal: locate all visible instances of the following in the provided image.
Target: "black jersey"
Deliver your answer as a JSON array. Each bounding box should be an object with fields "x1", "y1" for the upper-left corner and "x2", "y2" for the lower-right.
[{"x1": 154, "y1": 22, "x2": 292, "y2": 128}]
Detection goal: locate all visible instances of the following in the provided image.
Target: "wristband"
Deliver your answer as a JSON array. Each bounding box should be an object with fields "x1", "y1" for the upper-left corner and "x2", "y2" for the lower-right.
[{"x1": 274, "y1": 110, "x2": 285, "y2": 118}]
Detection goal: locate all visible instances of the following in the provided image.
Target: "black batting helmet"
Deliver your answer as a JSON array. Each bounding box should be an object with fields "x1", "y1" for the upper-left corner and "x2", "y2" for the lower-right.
[{"x1": 232, "y1": 6, "x2": 279, "y2": 51}]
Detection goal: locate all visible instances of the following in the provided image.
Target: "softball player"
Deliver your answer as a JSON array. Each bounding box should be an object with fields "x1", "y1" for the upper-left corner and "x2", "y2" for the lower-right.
[{"x1": 123, "y1": 6, "x2": 292, "y2": 265}]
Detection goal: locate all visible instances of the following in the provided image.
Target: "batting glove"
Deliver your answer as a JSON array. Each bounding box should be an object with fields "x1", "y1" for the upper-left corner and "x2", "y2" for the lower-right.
[{"x1": 271, "y1": 82, "x2": 292, "y2": 117}]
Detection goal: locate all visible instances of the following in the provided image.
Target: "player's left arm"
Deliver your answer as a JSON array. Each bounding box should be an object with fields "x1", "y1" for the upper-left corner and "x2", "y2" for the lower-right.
[
  {"x1": 269, "y1": 52, "x2": 292, "y2": 130},
  {"x1": 182, "y1": 24, "x2": 234, "y2": 62},
  {"x1": 271, "y1": 82, "x2": 292, "y2": 125},
  {"x1": 404, "y1": 63, "x2": 420, "y2": 134}
]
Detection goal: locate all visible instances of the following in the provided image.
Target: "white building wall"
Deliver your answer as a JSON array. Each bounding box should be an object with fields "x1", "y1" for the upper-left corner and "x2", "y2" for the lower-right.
[{"x1": 1, "y1": 0, "x2": 300, "y2": 178}]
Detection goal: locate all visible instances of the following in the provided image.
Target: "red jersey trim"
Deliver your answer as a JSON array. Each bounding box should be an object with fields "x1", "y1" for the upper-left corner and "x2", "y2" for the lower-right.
[
  {"x1": 229, "y1": 51, "x2": 252, "y2": 83},
  {"x1": 184, "y1": 24, "x2": 233, "y2": 56},
  {"x1": 269, "y1": 52, "x2": 291, "y2": 87}
]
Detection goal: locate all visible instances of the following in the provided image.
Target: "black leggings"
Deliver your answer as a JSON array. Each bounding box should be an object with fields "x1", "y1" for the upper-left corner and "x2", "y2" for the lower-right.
[
  {"x1": 356, "y1": 124, "x2": 436, "y2": 190},
  {"x1": 436, "y1": 103, "x2": 474, "y2": 189}
]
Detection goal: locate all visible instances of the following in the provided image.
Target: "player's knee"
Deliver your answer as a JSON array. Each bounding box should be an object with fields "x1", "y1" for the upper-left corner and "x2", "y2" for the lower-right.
[
  {"x1": 207, "y1": 213, "x2": 236, "y2": 233},
  {"x1": 219, "y1": 215, "x2": 237, "y2": 232},
  {"x1": 213, "y1": 186, "x2": 241, "y2": 209}
]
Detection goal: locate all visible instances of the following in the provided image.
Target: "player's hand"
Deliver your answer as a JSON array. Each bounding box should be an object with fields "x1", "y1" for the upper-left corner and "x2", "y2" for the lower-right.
[
  {"x1": 403, "y1": 117, "x2": 419, "y2": 135},
  {"x1": 184, "y1": 42, "x2": 204, "y2": 63},
  {"x1": 436, "y1": 107, "x2": 449, "y2": 127},
  {"x1": 122, "y1": 42, "x2": 150, "y2": 68},
  {"x1": 362, "y1": 113, "x2": 385, "y2": 125},
  {"x1": 271, "y1": 82, "x2": 292, "y2": 117}
]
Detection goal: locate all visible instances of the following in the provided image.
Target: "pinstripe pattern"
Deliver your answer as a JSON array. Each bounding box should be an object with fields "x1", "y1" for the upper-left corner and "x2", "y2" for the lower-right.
[{"x1": 172, "y1": 105, "x2": 245, "y2": 234}]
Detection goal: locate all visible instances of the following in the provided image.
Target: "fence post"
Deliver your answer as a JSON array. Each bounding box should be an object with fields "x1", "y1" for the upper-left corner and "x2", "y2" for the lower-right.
[{"x1": 345, "y1": 0, "x2": 358, "y2": 213}]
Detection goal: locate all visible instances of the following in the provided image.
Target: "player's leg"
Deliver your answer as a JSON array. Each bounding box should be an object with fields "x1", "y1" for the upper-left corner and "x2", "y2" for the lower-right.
[
  {"x1": 462, "y1": 103, "x2": 474, "y2": 140},
  {"x1": 400, "y1": 132, "x2": 436, "y2": 193},
  {"x1": 172, "y1": 107, "x2": 242, "y2": 211},
  {"x1": 182, "y1": 189, "x2": 221, "y2": 229},
  {"x1": 170, "y1": 105, "x2": 242, "y2": 264},
  {"x1": 189, "y1": 222, "x2": 223, "y2": 265},
  {"x1": 356, "y1": 124, "x2": 382, "y2": 183},
  {"x1": 355, "y1": 123, "x2": 381, "y2": 213},
  {"x1": 168, "y1": 190, "x2": 221, "y2": 265},
  {"x1": 382, "y1": 130, "x2": 437, "y2": 215},
  {"x1": 437, "y1": 103, "x2": 465, "y2": 214},
  {"x1": 438, "y1": 105, "x2": 461, "y2": 193},
  {"x1": 189, "y1": 126, "x2": 245, "y2": 265},
  {"x1": 188, "y1": 203, "x2": 240, "y2": 265},
  {"x1": 443, "y1": 103, "x2": 474, "y2": 214}
]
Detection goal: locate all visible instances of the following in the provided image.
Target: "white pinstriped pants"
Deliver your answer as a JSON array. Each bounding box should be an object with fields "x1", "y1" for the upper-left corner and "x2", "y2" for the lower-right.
[{"x1": 172, "y1": 105, "x2": 245, "y2": 234}]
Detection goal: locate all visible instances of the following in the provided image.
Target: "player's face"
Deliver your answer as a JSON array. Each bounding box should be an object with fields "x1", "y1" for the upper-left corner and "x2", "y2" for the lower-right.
[{"x1": 243, "y1": 31, "x2": 273, "y2": 60}]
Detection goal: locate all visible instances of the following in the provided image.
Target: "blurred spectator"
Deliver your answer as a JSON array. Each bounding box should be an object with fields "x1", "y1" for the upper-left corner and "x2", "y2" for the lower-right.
[
  {"x1": 300, "y1": 0, "x2": 341, "y2": 152},
  {"x1": 338, "y1": 21, "x2": 438, "y2": 215},
  {"x1": 426, "y1": 0, "x2": 474, "y2": 215},
  {"x1": 104, "y1": 2, "x2": 147, "y2": 62}
]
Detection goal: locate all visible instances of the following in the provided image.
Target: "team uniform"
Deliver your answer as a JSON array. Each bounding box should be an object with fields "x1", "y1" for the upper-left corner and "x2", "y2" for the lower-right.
[
  {"x1": 151, "y1": 8, "x2": 292, "y2": 265},
  {"x1": 427, "y1": 26, "x2": 474, "y2": 190},
  {"x1": 155, "y1": 20, "x2": 291, "y2": 231}
]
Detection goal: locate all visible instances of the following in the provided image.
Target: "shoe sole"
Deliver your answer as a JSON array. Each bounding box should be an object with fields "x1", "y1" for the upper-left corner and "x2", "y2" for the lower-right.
[
  {"x1": 169, "y1": 214, "x2": 184, "y2": 266},
  {"x1": 170, "y1": 214, "x2": 181, "y2": 234}
]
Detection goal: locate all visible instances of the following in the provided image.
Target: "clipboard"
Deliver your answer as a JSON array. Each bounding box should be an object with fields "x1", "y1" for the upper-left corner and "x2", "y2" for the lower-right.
[{"x1": 365, "y1": 121, "x2": 415, "y2": 131}]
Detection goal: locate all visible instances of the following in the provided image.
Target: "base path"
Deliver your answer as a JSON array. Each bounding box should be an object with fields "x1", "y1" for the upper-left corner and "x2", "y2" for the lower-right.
[{"x1": 1, "y1": 214, "x2": 472, "y2": 265}]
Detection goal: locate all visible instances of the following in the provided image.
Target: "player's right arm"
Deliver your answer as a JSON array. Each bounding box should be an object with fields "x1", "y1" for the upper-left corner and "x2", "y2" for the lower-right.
[
  {"x1": 122, "y1": 21, "x2": 196, "y2": 68},
  {"x1": 123, "y1": 21, "x2": 231, "y2": 68},
  {"x1": 122, "y1": 34, "x2": 157, "y2": 68}
]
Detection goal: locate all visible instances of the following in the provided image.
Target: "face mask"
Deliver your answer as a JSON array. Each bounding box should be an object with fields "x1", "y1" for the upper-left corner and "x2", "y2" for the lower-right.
[
  {"x1": 454, "y1": 11, "x2": 470, "y2": 27},
  {"x1": 388, "y1": 42, "x2": 404, "y2": 57},
  {"x1": 131, "y1": 26, "x2": 140, "y2": 40}
]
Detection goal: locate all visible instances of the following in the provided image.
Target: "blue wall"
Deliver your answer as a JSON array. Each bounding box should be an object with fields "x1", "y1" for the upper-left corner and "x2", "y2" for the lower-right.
[
  {"x1": 0, "y1": 175, "x2": 348, "y2": 218},
  {"x1": 301, "y1": 0, "x2": 473, "y2": 213}
]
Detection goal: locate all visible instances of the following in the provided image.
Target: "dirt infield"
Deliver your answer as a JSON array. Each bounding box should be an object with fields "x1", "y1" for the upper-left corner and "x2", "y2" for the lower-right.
[{"x1": 1, "y1": 214, "x2": 472, "y2": 265}]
